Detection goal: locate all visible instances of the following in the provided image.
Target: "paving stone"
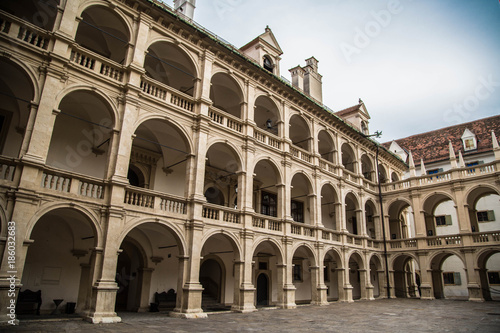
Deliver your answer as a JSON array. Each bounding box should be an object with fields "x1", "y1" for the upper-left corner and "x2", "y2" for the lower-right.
[{"x1": 2, "y1": 299, "x2": 500, "y2": 333}]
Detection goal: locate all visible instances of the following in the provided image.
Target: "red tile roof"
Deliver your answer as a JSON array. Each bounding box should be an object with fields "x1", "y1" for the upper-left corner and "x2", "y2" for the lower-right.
[
  {"x1": 335, "y1": 103, "x2": 362, "y2": 117},
  {"x1": 382, "y1": 115, "x2": 500, "y2": 165}
]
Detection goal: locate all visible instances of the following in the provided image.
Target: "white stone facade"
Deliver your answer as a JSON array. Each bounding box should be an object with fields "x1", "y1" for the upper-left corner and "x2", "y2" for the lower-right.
[{"x1": 0, "y1": 0, "x2": 499, "y2": 324}]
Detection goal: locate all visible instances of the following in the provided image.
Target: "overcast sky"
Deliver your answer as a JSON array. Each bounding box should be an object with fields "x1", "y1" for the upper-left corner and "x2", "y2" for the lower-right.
[{"x1": 184, "y1": 0, "x2": 500, "y2": 142}]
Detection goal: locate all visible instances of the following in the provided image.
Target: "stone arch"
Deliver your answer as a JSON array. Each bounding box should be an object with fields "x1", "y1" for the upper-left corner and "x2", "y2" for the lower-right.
[
  {"x1": 128, "y1": 117, "x2": 192, "y2": 195},
  {"x1": 252, "y1": 156, "x2": 284, "y2": 184},
  {"x1": 131, "y1": 114, "x2": 194, "y2": 154},
  {"x1": 200, "y1": 231, "x2": 243, "y2": 308},
  {"x1": 47, "y1": 88, "x2": 118, "y2": 178},
  {"x1": 143, "y1": 40, "x2": 199, "y2": 96},
  {"x1": 22, "y1": 205, "x2": 101, "y2": 313},
  {"x1": 428, "y1": 250, "x2": 468, "y2": 299},
  {"x1": 320, "y1": 183, "x2": 340, "y2": 231},
  {"x1": 204, "y1": 141, "x2": 243, "y2": 208},
  {"x1": 118, "y1": 218, "x2": 187, "y2": 256},
  {"x1": 391, "y1": 253, "x2": 420, "y2": 299},
  {"x1": 0, "y1": 56, "x2": 37, "y2": 158},
  {"x1": 422, "y1": 192, "x2": 457, "y2": 237},
  {"x1": 210, "y1": 72, "x2": 245, "y2": 118},
  {"x1": 26, "y1": 202, "x2": 102, "y2": 244},
  {"x1": 347, "y1": 250, "x2": 366, "y2": 300},
  {"x1": 345, "y1": 191, "x2": 361, "y2": 235},
  {"x1": 360, "y1": 153, "x2": 375, "y2": 181},
  {"x1": 341, "y1": 142, "x2": 357, "y2": 173},
  {"x1": 465, "y1": 184, "x2": 500, "y2": 233},
  {"x1": 54, "y1": 85, "x2": 120, "y2": 127},
  {"x1": 252, "y1": 157, "x2": 283, "y2": 217},
  {"x1": 291, "y1": 244, "x2": 318, "y2": 304},
  {"x1": 254, "y1": 94, "x2": 282, "y2": 136},
  {"x1": 387, "y1": 199, "x2": 414, "y2": 240},
  {"x1": 289, "y1": 114, "x2": 312, "y2": 151},
  {"x1": 476, "y1": 248, "x2": 500, "y2": 301},
  {"x1": 75, "y1": 3, "x2": 132, "y2": 63},
  {"x1": 290, "y1": 172, "x2": 315, "y2": 224},
  {"x1": 317, "y1": 129, "x2": 336, "y2": 163}
]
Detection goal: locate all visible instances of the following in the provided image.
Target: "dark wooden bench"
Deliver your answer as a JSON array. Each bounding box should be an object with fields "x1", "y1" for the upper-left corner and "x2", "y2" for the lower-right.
[
  {"x1": 150, "y1": 289, "x2": 176, "y2": 312},
  {"x1": 16, "y1": 289, "x2": 42, "y2": 315}
]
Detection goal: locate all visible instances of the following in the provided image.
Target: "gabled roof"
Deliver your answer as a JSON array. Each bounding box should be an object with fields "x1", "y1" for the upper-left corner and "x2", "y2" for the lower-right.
[
  {"x1": 334, "y1": 99, "x2": 370, "y2": 119},
  {"x1": 382, "y1": 115, "x2": 500, "y2": 165},
  {"x1": 240, "y1": 26, "x2": 283, "y2": 55}
]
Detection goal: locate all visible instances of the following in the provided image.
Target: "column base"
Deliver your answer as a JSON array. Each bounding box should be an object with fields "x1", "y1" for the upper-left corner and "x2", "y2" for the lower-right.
[
  {"x1": 170, "y1": 311, "x2": 208, "y2": 319},
  {"x1": 85, "y1": 314, "x2": 122, "y2": 324},
  {"x1": 467, "y1": 285, "x2": 484, "y2": 302}
]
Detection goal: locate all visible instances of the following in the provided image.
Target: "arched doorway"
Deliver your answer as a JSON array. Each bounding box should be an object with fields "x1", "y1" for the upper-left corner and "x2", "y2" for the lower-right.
[
  {"x1": 21, "y1": 208, "x2": 98, "y2": 314},
  {"x1": 200, "y1": 233, "x2": 241, "y2": 311},
  {"x1": 115, "y1": 240, "x2": 144, "y2": 311},
  {"x1": 256, "y1": 273, "x2": 269, "y2": 306},
  {"x1": 200, "y1": 259, "x2": 223, "y2": 307},
  {"x1": 115, "y1": 222, "x2": 184, "y2": 312},
  {"x1": 430, "y1": 253, "x2": 467, "y2": 300},
  {"x1": 392, "y1": 254, "x2": 419, "y2": 298}
]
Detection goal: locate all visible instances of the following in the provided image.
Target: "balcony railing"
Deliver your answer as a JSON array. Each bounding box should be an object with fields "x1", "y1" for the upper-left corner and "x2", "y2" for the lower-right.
[
  {"x1": 319, "y1": 159, "x2": 337, "y2": 175},
  {"x1": 140, "y1": 76, "x2": 194, "y2": 112},
  {"x1": 291, "y1": 222, "x2": 315, "y2": 237},
  {"x1": 0, "y1": 157, "x2": 17, "y2": 183},
  {"x1": 202, "y1": 203, "x2": 241, "y2": 224},
  {"x1": 382, "y1": 161, "x2": 498, "y2": 193},
  {"x1": 342, "y1": 168, "x2": 359, "y2": 184},
  {"x1": 124, "y1": 186, "x2": 187, "y2": 216},
  {"x1": 252, "y1": 214, "x2": 283, "y2": 232},
  {"x1": 208, "y1": 107, "x2": 243, "y2": 133},
  {"x1": 290, "y1": 145, "x2": 312, "y2": 164},
  {"x1": 69, "y1": 45, "x2": 125, "y2": 82},
  {"x1": 0, "y1": 12, "x2": 50, "y2": 51},
  {"x1": 40, "y1": 168, "x2": 105, "y2": 200},
  {"x1": 253, "y1": 128, "x2": 282, "y2": 150}
]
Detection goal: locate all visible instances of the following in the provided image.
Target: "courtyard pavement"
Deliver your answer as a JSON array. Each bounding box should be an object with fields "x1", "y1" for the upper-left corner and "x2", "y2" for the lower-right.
[{"x1": 2, "y1": 299, "x2": 500, "y2": 333}]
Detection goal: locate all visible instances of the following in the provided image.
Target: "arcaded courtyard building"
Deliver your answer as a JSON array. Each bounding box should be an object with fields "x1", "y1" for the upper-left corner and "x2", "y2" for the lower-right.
[{"x1": 0, "y1": 0, "x2": 499, "y2": 324}]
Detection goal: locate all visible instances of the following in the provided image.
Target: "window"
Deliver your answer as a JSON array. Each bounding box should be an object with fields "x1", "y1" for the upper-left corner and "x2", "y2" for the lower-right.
[
  {"x1": 463, "y1": 138, "x2": 476, "y2": 150},
  {"x1": 427, "y1": 168, "x2": 443, "y2": 175},
  {"x1": 291, "y1": 200, "x2": 304, "y2": 222},
  {"x1": 461, "y1": 128, "x2": 477, "y2": 151},
  {"x1": 258, "y1": 261, "x2": 268, "y2": 270},
  {"x1": 263, "y1": 56, "x2": 273, "y2": 72},
  {"x1": 477, "y1": 210, "x2": 495, "y2": 222},
  {"x1": 488, "y1": 271, "x2": 500, "y2": 285},
  {"x1": 261, "y1": 191, "x2": 277, "y2": 217},
  {"x1": 443, "y1": 272, "x2": 461, "y2": 285},
  {"x1": 293, "y1": 263, "x2": 302, "y2": 282},
  {"x1": 435, "y1": 215, "x2": 452, "y2": 226}
]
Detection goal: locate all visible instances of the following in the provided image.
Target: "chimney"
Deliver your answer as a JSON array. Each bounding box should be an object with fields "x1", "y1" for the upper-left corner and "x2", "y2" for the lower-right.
[
  {"x1": 289, "y1": 65, "x2": 305, "y2": 91},
  {"x1": 174, "y1": 0, "x2": 196, "y2": 21},
  {"x1": 303, "y1": 56, "x2": 323, "y2": 103}
]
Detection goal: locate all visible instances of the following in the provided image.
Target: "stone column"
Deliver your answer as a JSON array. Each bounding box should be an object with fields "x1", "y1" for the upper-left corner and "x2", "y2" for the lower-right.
[
  {"x1": 278, "y1": 237, "x2": 296, "y2": 309},
  {"x1": 0, "y1": 193, "x2": 39, "y2": 324},
  {"x1": 136, "y1": 268, "x2": 154, "y2": 312},
  {"x1": 171, "y1": 222, "x2": 206, "y2": 318},
  {"x1": 417, "y1": 252, "x2": 434, "y2": 300},
  {"x1": 463, "y1": 249, "x2": 483, "y2": 301},
  {"x1": 86, "y1": 209, "x2": 123, "y2": 324},
  {"x1": 377, "y1": 269, "x2": 387, "y2": 298},
  {"x1": 359, "y1": 269, "x2": 374, "y2": 300},
  {"x1": 232, "y1": 230, "x2": 256, "y2": 313}
]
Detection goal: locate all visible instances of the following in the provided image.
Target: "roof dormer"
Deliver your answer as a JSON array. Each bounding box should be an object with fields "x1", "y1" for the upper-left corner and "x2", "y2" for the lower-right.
[
  {"x1": 334, "y1": 99, "x2": 371, "y2": 134},
  {"x1": 388, "y1": 140, "x2": 408, "y2": 162},
  {"x1": 461, "y1": 128, "x2": 477, "y2": 151},
  {"x1": 240, "y1": 26, "x2": 283, "y2": 76}
]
